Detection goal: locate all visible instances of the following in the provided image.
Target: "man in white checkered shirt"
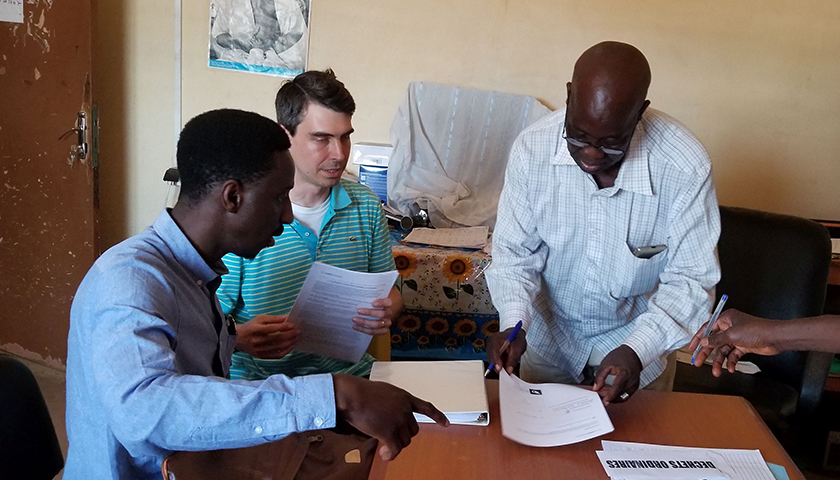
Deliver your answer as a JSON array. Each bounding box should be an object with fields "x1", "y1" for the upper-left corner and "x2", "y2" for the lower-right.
[{"x1": 485, "y1": 41, "x2": 720, "y2": 405}]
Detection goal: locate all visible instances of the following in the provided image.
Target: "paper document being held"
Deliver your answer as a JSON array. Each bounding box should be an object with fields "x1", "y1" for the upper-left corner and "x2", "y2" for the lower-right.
[
  {"x1": 370, "y1": 360, "x2": 489, "y2": 426},
  {"x1": 403, "y1": 226, "x2": 489, "y2": 249},
  {"x1": 287, "y1": 262, "x2": 398, "y2": 363},
  {"x1": 499, "y1": 370, "x2": 613, "y2": 447}
]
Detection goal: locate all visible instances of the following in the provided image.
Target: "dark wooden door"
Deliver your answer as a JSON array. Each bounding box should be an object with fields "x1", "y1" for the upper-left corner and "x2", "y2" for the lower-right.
[{"x1": 0, "y1": 0, "x2": 97, "y2": 365}]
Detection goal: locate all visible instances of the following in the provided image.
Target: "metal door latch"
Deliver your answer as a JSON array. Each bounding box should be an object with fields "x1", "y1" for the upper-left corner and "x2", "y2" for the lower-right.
[{"x1": 59, "y1": 111, "x2": 88, "y2": 166}]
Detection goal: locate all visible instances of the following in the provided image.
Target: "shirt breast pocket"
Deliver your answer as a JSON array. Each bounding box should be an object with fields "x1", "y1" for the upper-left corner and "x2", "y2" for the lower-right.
[{"x1": 609, "y1": 243, "x2": 668, "y2": 299}]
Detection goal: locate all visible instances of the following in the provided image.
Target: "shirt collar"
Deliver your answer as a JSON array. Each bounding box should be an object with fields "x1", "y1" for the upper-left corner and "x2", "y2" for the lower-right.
[
  {"x1": 330, "y1": 180, "x2": 352, "y2": 211},
  {"x1": 288, "y1": 181, "x2": 353, "y2": 234},
  {"x1": 153, "y1": 209, "x2": 228, "y2": 289},
  {"x1": 550, "y1": 109, "x2": 653, "y2": 197}
]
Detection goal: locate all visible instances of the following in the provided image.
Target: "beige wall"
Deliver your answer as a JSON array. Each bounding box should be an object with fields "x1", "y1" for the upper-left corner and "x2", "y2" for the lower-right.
[
  {"x1": 102, "y1": 0, "x2": 840, "y2": 246},
  {"x1": 97, "y1": 0, "x2": 177, "y2": 249}
]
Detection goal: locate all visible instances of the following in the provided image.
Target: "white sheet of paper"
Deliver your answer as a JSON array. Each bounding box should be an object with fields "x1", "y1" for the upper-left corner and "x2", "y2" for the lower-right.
[
  {"x1": 287, "y1": 262, "x2": 398, "y2": 363},
  {"x1": 675, "y1": 349, "x2": 761, "y2": 375},
  {"x1": 597, "y1": 450, "x2": 731, "y2": 479},
  {"x1": 403, "y1": 226, "x2": 489, "y2": 249},
  {"x1": 0, "y1": 0, "x2": 24, "y2": 24},
  {"x1": 602, "y1": 441, "x2": 776, "y2": 480},
  {"x1": 498, "y1": 370, "x2": 614, "y2": 447},
  {"x1": 369, "y1": 360, "x2": 489, "y2": 426}
]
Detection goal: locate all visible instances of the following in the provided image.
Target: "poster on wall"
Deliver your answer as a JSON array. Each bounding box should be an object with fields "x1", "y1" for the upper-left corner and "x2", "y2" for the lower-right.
[
  {"x1": 209, "y1": 0, "x2": 310, "y2": 77},
  {"x1": 0, "y1": 0, "x2": 24, "y2": 24}
]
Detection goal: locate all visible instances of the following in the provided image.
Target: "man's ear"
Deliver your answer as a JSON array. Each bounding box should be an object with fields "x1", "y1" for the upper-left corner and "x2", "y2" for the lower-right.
[
  {"x1": 220, "y1": 179, "x2": 244, "y2": 213},
  {"x1": 279, "y1": 123, "x2": 292, "y2": 138},
  {"x1": 637, "y1": 100, "x2": 651, "y2": 121}
]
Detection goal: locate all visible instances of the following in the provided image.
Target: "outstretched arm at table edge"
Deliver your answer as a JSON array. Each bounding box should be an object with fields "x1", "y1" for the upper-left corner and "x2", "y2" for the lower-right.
[
  {"x1": 334, "y1": 374, "x2": 448, "y2": 462},
  {"x1": 689, "y1": 310, "x2": 840, "y2": 376},
  {"x1": 84, "y1": 308, "x2": 335, "y2": 456}
]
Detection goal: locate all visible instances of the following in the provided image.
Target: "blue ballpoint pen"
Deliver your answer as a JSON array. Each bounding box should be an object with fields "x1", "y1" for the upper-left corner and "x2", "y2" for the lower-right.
[
  {"x1": 691, "y1": 294, "x2": 729, "y2": 364},
  {"x1": 485, "y1": 320, "x2": 524, "y2": 377}
]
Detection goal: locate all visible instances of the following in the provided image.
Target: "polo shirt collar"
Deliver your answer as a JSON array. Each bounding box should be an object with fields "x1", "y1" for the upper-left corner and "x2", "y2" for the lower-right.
[
  {"x1": 330, "y1": 181, "x2": 352, "y2": 211},
  {"x1": 287, "y1": 181, "x2": 353, "y2": 236}
]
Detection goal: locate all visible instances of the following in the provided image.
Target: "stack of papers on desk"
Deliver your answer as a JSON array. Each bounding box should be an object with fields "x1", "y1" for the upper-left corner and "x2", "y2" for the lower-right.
[
  {"x1": 597, "y1": 441, "x2": 782, "y2": 480},
  {"x1": 403, "y1": 226, "x2": 489, "y2": 249},
  {"x1": 369, "y1": 360, "x2": 489, "y2": 426}
]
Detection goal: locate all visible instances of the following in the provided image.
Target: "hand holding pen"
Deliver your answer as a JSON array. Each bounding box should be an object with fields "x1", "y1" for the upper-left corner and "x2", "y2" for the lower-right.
[
  {"x1": 688, "y1": 294, "x2": 729, "y2": 366},
  {"x1": 486, "y1": 320, "x2": 525, "y2": 377}
]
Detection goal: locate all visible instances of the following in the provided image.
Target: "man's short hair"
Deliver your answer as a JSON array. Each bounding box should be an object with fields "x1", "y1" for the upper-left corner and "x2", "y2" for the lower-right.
[
  {"x1": 177, "y1": 109, "x2": 291, "y2": 202},
  {"x1": 274, "y1": 68, "x2": 356, "y2": 135}
]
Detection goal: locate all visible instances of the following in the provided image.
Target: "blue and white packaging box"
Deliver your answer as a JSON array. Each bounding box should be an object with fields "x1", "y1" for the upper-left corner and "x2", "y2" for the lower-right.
[{"x1": 351, "y1": 143, "x2": 392, "y2": 203}]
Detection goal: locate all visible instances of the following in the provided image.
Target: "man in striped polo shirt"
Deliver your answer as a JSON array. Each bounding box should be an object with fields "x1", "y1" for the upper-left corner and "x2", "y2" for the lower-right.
[{"x1": 218, "y1": 69, "x2": 401, "y2": 380}]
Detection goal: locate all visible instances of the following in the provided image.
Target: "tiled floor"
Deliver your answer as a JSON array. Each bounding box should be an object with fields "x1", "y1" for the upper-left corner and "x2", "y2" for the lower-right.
[{"x1": 13, "y1": 352, "x2": 840, "y2": 480}]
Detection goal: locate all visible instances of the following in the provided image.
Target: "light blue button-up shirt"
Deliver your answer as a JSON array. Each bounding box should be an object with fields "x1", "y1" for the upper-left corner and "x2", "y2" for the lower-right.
[{"x1": 64, "y1": 210, "x2": 336, "y2": 479}]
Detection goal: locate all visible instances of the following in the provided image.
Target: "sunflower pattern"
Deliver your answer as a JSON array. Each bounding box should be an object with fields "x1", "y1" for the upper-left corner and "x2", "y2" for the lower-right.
[
  {"x1": 394, "y1": 252, "x2": 418, "y2": 277},
  {"x1": 481, "y1": 320, "x2": 500, "y2": 338},
  {"x1": 453, "y1": 319, "x2": 477, "y2": 337},
  {"x1": 388, "y1": 242, "x2": 498, "y2": 360},
  {"x1": 393, "y1": 251, "x2": 419, "y2": 293},
  {"x1": 390, "y1": 244, "x2": 496, "y2": 315},
  {"x1": 425, "y1": 317, "x2": 449, "y2": 335},
  {"x1": 397, "y1": 315, "x2": 421, "y2": 333},
  {"x1": 390, "y1": 309, "x2": 500, "y2": 360},
  {"x1": 442, "y1": 255, "x2": 473, "y2": 283}
]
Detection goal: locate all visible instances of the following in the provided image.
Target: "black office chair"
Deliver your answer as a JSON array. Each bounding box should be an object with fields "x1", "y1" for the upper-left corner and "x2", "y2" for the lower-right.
[
  {"x1": 0, "y1": 354, "x2": 64, "y2": 479},
  {"x1": 674, "y1": 206, "x2": 833, "y2": 450}
]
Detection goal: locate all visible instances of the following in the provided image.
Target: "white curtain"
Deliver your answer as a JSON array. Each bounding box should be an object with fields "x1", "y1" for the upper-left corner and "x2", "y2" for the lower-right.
[{"x1": 387, "y1": 82, "x2": 550, "y2": 230}]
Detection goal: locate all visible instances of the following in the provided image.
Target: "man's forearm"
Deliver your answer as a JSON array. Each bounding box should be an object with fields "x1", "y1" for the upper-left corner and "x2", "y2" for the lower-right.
[{"x1": 772, "y1": 315, "x2": 840, "y2": 353}]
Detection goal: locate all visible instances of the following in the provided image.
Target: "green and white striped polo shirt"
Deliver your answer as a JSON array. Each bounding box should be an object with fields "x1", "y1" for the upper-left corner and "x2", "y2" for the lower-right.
[{"x1": 218, "y1": 179, "x2": 395, "y2": 379}]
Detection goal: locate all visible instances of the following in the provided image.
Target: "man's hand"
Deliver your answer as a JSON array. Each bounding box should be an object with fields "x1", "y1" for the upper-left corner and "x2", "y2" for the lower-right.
[
  {"x1": 353, "y1": 287, "x2": 402, "y2": 336},
  {"x1": 592, "y1": 345, "x2": 642, "y2": 405},
  {"x1": 234, "y1": 314, "x2": 300, "y2": 359},
  {"x1": 333, "y1": 374, "x2": 449, "y2": 461},
  {"x1": 688, "y1": 309, "x2": 782, "y2": 376},
  {"x1": 487, "y1": 326, "x2": 527, "y2": 375}
]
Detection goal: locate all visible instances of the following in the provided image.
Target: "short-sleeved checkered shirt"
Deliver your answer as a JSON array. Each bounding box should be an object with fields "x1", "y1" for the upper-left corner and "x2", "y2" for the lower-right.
[{"x1": 485, "y1": 108, "x2": 721, "y2": 386}]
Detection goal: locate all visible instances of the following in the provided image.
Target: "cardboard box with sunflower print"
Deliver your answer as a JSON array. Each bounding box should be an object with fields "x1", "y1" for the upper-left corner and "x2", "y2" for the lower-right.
[{"x1": 391, "y1": 245, "x2": 499, "y2": 360}]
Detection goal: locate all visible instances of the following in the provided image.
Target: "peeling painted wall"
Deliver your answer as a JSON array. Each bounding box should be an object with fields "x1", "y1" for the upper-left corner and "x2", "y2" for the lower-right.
[
  {"x1": 11, "y1": 0, "x2": 52, "y2": 53},
  {"x1": 0, "y1": 0, "x2": 96, "y2": 365}
]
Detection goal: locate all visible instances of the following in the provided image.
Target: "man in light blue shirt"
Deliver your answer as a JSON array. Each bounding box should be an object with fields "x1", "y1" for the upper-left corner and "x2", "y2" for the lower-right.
[{"x1": 64, "y1": 109, "x2": 446, "y2": 479}]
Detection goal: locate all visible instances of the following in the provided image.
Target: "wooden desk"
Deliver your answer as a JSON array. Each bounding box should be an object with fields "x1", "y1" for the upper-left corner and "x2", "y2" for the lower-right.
[{"x1": 369, "y1": 380, "x2": 803, "y2": 480}]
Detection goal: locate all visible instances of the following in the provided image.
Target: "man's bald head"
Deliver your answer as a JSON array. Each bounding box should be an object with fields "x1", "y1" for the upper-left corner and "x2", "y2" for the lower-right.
[
  {"x1": 563, "y1": 42, "x2": 652, "y2": 187},
  {"x1": 567, "y1": 41, "x2": 651, "y2": 125}
]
